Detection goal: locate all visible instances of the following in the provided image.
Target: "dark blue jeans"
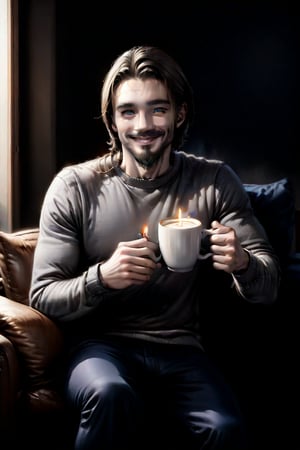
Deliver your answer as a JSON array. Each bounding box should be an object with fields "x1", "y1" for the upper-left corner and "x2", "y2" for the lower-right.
[{"x1": 65, "y1": 337, "x2": 248, "y2": 450}]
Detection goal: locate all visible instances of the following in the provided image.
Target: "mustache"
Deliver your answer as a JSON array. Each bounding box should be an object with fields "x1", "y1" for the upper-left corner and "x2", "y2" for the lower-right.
[{"x1": 129, "y1": 130, "x2": 164, "y2": 139}]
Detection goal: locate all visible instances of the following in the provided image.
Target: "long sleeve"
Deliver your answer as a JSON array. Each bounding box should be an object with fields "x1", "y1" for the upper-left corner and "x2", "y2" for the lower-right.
[{"x1": 29, "y1": 153, "x2": 281, "y2": 342}]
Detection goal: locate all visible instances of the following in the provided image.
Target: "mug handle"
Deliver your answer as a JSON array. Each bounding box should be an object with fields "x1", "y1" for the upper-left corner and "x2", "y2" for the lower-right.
[
  {"x1": 153, "y1": 252, "x2": 162, "y2": 262},
  {"x1": 198, "y1": 251, "x2": 212, "y2": 260},
  {"x1": 198, "y1": 229, "x2": 213, "y2": 260}
]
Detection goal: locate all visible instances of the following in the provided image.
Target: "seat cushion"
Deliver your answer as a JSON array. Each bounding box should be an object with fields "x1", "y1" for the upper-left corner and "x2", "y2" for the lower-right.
[
  {"x1": 0, "y1": 229, "x2": 39, "y2": 304},
  {"x1": 244, "y1": 177, "x2": 295, "y2": 268}
]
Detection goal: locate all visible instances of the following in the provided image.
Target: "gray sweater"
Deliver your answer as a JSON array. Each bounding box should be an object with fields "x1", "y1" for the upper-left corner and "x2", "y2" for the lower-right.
[{"x1": 29, "y1": 151, "x2": 280, "y2": 348}]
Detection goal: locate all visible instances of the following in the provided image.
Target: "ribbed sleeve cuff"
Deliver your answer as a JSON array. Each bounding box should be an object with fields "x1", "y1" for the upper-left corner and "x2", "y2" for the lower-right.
[{"x1": 85, "y1": 263, "x2": 110, "y2": 305}]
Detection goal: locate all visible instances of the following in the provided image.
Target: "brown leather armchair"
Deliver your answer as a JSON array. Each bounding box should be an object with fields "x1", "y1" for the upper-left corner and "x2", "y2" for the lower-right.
[{"x1": 0, "y1": 229, "x2": 72, "y2": 449}]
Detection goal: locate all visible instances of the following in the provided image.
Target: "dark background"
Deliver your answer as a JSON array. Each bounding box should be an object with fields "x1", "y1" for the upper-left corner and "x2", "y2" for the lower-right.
[
  {"x1": 56, "y1": 2, "x2": 299, "y2": 173},
  {"x1": 18, "y1": 0, "x2": 299, "y2": 227}
]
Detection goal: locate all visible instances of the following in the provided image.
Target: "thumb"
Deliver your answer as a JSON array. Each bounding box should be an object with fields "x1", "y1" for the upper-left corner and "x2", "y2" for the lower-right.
[{"x1": 211, "y1": 220, "x2": 222, "y2": 230}]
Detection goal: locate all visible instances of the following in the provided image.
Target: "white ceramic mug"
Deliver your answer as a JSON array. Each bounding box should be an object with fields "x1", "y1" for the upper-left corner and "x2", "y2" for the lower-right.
[{"x1": 158, "y1": 217, "x2": 212, "y2": 272}]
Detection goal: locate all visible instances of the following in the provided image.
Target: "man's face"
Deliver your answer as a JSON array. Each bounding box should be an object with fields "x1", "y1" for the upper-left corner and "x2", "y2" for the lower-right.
[{"x1": 112, "y1": 78, "x2": 177, "y2": 170}]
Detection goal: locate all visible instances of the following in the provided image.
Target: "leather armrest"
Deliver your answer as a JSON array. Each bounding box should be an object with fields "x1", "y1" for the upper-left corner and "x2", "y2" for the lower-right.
[
  {"x1": 0, "y1": 334, "x2": 20, "y2": 432},
  {"x1": 0, "y1": 296, "x2": 63, "y2": 386}
]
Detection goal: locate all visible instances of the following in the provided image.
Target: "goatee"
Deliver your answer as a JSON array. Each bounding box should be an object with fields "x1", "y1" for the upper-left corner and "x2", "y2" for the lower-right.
[{"x1": 134, "y1": 152, "x2": 162, "y2": 169}]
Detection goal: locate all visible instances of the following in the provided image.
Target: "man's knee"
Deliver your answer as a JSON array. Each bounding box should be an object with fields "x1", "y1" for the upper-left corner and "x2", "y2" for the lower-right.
[
  {"x1": 84, "y1": 378, "x2": 137, "y2": 410},
  {"x1": 186, "y1": 410, "x2": 247, "y2": 449}
]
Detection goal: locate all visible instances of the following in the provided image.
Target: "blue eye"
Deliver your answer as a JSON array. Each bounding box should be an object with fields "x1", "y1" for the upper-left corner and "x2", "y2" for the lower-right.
[
  {"x1": 122, "y1": 110, "x2": 135, "y2": 117},
  {"x1": 153, "y1": 107, "x2": 166, "y2": 113}
]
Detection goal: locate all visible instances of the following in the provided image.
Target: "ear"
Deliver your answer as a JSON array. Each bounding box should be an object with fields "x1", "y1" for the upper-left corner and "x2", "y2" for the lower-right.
[{"x1": 175, "y1": 103, "x2": 187, "y2": 128}]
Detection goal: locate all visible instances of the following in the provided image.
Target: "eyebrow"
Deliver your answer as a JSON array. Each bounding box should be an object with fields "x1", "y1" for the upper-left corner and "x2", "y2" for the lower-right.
[{"x1": 116, "y1": 99, "x2": 171, "y2": 110}]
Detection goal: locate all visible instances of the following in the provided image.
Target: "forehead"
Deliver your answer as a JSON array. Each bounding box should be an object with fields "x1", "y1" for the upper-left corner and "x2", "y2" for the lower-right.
[{"x1": 114, "y1": 78, "x2": 169, "y2": 106}]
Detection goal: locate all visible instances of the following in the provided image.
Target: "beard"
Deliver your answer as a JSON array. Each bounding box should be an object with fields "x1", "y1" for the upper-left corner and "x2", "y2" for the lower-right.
[
  {"x1": 133, "y1": 147, "x2": 163, "y2": 169},
  {"x1": 125, "y1": 137, "x2": 173, "y2": 170}
]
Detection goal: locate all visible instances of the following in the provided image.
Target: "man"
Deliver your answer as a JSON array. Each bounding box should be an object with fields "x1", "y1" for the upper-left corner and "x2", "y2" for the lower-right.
[{"x1": 29, "y1": 46, "x2": 280, "y2": 450}]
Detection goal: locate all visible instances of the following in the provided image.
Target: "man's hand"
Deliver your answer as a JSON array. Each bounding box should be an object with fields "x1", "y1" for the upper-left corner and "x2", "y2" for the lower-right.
[
  {"x1": 209, "y1": 220, "x2": 249, "y2": 274},
  {"x1": 99, "y1": 237, "x2": 161, "y2": 289}
]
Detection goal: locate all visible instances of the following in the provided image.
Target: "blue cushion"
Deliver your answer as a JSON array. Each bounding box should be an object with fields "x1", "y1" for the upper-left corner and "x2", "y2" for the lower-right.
[{"x1": 243, "y1": 178, "x2": 295, "y2": 268}]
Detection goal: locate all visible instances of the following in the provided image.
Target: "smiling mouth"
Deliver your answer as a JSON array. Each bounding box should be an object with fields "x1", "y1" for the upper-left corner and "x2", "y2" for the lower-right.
[{"x1": 134, "y1": 136, "x2": 156, "y2": 145}]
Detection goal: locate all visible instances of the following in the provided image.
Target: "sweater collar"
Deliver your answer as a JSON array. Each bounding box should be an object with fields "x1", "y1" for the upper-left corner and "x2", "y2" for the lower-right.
[{"x1": 114, "y1": 152, "x2": 181, "y2": 189}]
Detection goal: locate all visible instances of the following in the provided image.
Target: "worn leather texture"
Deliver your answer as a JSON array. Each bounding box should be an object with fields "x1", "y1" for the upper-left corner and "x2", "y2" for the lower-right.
[
  {"x1": 0, "y1": 228, "x2": 39, "y2": 305},
  {"x1": 0, "y1": 296, "x2": 63, "y2": 383}
]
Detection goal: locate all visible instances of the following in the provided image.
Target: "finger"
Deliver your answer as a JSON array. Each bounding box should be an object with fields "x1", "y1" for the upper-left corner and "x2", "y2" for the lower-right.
[
  {"x1": 212, "y1": 254, "x2": 235, "y2": 273},
  {"x1": 209, "y1": 224, "x2": 226, "y2": 235},
  {"x1": 119, "y1": 237, "x2": 149, "y2": 248},
  {"x1": 119, "y1": 251, "x2": 159, "y2": 271},
  {"x1": 132, "y1": 256, "x2": 158, "y2": 269},
  {"x1": 119, "y1": 237, "x2": 159, "y2": 253},
  {"x1": 210, "y1": 236, "x2": 228, "y2": 247}
]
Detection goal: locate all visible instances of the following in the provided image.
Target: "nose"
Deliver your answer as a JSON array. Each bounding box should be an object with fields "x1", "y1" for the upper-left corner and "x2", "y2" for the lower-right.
[{"x1": 135, "y1": 111, "x2": 152, "y2": 131}]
